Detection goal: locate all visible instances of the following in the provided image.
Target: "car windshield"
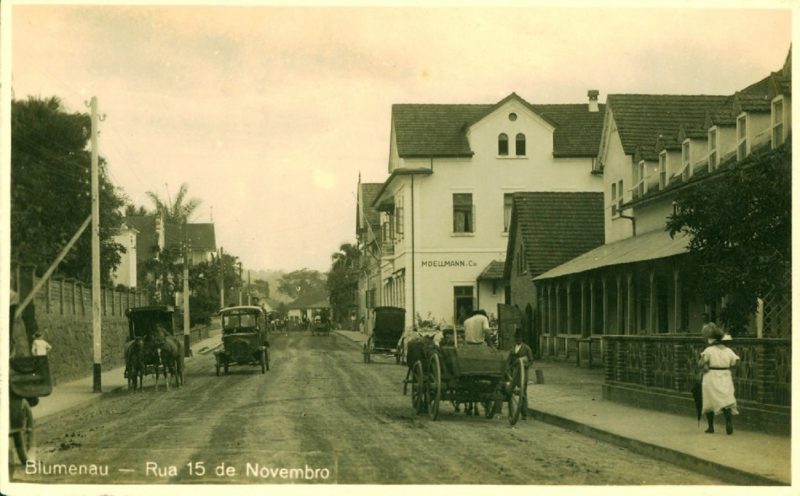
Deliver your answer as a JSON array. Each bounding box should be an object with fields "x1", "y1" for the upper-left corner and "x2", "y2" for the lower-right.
[{"x1": 223, "y1": 313, "x2": 259, "y2": 331}]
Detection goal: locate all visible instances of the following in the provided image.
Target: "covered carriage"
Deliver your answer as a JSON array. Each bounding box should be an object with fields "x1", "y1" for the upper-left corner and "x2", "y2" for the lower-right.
[
  {"x1": 407, "y1": 341, "x2": 527, "y2": 425},
  {"x1": 125, "y1": 305, "x2": 185, "y2": 389},
  {"x1": 215, "y1": 306, "x2": 270, "y2": 375},
  {"x1": 363, "y1": 306, "x2": 405, "y2": 364}
]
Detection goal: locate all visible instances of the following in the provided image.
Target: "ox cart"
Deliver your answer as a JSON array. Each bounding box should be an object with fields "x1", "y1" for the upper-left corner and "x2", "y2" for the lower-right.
[
  {"x1": 125, "y1": 306, "x2": 185, "y2": 390},
  {"x1": 406, "y1": 341, "x2": 527, "y2": 425},
  {"x1": 215, "y1": 306, "x2": 270, "y2": 375},
  {"x1": 363, "y1": 306, "x2": 405, "y2": 364}
]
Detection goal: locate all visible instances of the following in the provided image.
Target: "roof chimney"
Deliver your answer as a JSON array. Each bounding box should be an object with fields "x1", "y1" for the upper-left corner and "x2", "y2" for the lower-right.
[{"x1": 588, "y1": 90, "x2": 599, "y2": 112}]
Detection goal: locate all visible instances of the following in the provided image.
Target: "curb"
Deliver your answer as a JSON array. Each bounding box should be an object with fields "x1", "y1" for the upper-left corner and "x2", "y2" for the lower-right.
[{"x1": 527, "y1": 407, "x2": 787, "y2": 486}]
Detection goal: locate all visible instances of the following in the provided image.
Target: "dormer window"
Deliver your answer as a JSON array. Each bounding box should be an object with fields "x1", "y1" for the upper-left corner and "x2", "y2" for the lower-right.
[
  {"x1": 681, "y1": 140, "x2": 691, "y2": 181},
  {"x1": 635, "y1": 161, "x2": 647, "y2": 198},
  {"x1": 708, "y1": 127, "x2": 718, "y2": 172},
  {"x1": 737, "y1": 114, "x2": 748, "y2": 160},
  {"x1": 515, "y1": 133, "x2": 526, "y2": 156},
  {"x1": 498, "y1": 133, "x2": 509, "y2": 156},
  {"x1": 658, "y1": 151, "x2": 667, "y2": 189},
  {"x1": 772, "y1": 97, "x2": 785, "y2": 148}
]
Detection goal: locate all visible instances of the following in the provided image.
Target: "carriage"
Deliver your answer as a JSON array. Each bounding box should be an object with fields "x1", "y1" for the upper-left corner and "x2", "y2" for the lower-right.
[
  {"x1": 363, "y1": 306, "x2": 405, "y2": 364},
  {"x1": 311, "y1": 310, "x2": 332, "y2": 336},
  {"x1": 125, "y1": 305, "x2": 185, "y2": 389},
  {"x1": 406, "y1": 340, "x2": 527, "y2": 425},
  {"x1": 9, "y1": 291, "x2": 52, "y2": 464},
  {"x1": 215, "y1": 306, "x2": 270, "y2": 375}
]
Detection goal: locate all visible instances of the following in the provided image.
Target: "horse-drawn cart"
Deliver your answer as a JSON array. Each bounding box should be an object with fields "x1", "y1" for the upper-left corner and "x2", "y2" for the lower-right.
[
  {"x1": 215, "y1": 306, "x2": 270, "y2": 375},
  {"x1": 125, "y1": 306, "x2": 185, "y2": 390},
  {"x1": 363, "y1": 306, "x2": 405, "y2": 364},
  {"x1": 407, "y1": 341, "x2": 527, "y2": 425}
]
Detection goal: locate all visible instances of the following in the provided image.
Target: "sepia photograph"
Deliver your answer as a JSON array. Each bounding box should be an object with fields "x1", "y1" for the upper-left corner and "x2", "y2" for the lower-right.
[{"x1": 1, "y1": 0, "x2": 795, "y2": 493}]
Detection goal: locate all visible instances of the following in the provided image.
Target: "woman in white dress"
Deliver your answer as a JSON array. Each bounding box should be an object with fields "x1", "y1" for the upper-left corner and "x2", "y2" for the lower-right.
[{"x1": 698, "y1": 324, "x2": 740, "y2": 434}]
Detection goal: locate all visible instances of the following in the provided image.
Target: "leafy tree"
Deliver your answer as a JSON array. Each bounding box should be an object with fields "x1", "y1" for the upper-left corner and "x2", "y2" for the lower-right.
[
  {"x1": 277, "y1": 269, "x2": 327, "y2": 302},
  {"x1": 145, "y1": 182, "x2": 202, "y2": 224},
  {"x1": 11, "y1": 96, "x2": 126, "y2": 283},
  {"x1": 666, "y1": 143, "x2": 791, "y2": 334},
  {"x1": 326, "y1": 243, "x2": 360, "y2": 325}
]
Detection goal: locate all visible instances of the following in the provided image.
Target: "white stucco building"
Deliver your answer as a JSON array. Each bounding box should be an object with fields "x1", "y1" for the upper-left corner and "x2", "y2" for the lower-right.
[
  {"x1": 110, "y1": 223, "x2": 138, "y2": 288},
  {"x1": 368, "y1": 92, "x2": 606, "y2": 331}
]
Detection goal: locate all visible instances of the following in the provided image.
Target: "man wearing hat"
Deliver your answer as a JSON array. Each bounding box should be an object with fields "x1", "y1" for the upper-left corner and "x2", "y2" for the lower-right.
[
  {"x1": 698, "y1": 323, "x2": 740, "y2": 434},
  {"x1": 507, "y1": 329, "x2": 534, "y2": 419}
]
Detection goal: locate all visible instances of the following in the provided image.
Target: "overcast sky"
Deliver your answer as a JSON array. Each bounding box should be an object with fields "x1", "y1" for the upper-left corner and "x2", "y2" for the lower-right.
[{"x1": 10, "y1": 4, "x2": 791, "y2": 272}]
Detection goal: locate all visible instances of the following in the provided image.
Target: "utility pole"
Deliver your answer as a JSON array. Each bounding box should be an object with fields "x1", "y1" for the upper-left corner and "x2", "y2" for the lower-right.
[
  {"x1": 247, "y1": 270, "x2": 251, "y2": 305},
  {"x1": 183, "y1": 226, "x2": 191, "y2": 357},
  {"x1": 238, "y1": 262, "x2": 243, "y2": 306},
  {"x1": 88, "y1": 96, "x2": 102, "y2": 393},
  {"x1": 219, "y1": 247, "x2": 225, "y2": 310}
]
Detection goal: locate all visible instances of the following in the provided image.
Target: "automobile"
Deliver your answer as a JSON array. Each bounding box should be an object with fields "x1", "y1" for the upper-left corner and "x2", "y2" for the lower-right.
[{"x1": 215, "y1": 306, "x2": 270, "y2": 375}]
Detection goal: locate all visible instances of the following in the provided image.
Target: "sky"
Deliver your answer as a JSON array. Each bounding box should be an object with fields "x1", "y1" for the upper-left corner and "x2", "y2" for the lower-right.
[{"x1": 8, "y1": 3, "x2": 792, "y2": 273}]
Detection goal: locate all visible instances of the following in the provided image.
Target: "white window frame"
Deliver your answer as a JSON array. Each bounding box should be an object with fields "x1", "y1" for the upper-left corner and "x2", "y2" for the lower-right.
[
  {"x1": 634, "y1": 161, "x2": 647, "y2": 198},
  {"x1": 452, "y1": 192, "x2": 475, "y2": 235},
  {"x1": 736, "y1": 113, "x2": 748, "y2": 161},
  {"x1": 772, "y1": 96, "x2": 785, "y2": 149},
  {"x1": 611, "y1": 182, "x2": 618, "y2": 217},
  {"x1": 658, "y1": 151, "x2": 668, "y2": 189},
  {"x1": 708, "y1": 127, "x2": 718, "y2": 172},
  {"x1": 680, "y1": 139, "x2": 692, "y2": 181}
]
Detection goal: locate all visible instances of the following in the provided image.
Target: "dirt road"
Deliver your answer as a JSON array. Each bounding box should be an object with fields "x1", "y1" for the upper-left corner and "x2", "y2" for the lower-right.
[{"x1": 11, "y1": 331, "x2": 724, "y2": 485}]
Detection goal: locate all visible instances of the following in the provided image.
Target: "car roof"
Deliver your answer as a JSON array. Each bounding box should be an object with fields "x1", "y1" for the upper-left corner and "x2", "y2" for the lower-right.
[{"x1": 219, "y1": 305, "x2": 264, "y2": 315}]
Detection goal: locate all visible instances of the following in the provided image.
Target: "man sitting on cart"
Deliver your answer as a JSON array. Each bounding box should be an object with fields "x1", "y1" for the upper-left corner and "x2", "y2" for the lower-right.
[{"x1": 463, "y1": 309, "x2": 492, "y2": 346}]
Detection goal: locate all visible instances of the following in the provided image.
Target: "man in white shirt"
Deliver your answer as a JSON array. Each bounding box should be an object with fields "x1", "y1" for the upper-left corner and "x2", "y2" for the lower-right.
[{"x1": 463, "y1": 310, "x2": 491, "y2": 345}]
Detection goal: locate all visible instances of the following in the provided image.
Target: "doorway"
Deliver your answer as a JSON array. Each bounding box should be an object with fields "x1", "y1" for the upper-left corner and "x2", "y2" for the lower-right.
[{"x1": 454, "y1": 286, "x2": 474, "y2": 325}]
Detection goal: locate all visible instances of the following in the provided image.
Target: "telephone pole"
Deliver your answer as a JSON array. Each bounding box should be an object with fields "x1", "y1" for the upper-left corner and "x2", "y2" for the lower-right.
[
  {"x1": 219, "y1": 246, "x2": 225, "y2": 310},
  {"x1": 183, "y1": 226, "x2": 191, "y2": 357},
  {"x1": 247, "y1": 270, "x2": 251, "y2": 305},
  {"x1": 238, "y1": 262, "x2": 243, "y2": 306},
  {"x1": 89, "y1": 96, "x2": 102, "y2": 393}
]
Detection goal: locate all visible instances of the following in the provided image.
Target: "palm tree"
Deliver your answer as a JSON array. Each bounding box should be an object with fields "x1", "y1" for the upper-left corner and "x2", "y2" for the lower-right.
[{"x1": 145, "y1": 183, "x2": 202, "y2": 224}]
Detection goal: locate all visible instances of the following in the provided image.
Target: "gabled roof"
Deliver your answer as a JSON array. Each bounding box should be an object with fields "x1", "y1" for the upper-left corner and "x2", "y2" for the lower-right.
[
  {"x1": 477, "y1": 260, "x2": 506, "y2": 281},
  {"x1": 606, "y1": 94, "x2": 728, "y2": 157},
  {"x1": 391, "y1": 94, "x2": 606, "y2": 159},
  {"x1": 503, "y1": 192, "x2": 605, "y2": 279},
  {"x1": 357, "y1": 182, "x2": 384, "y2": 237},
  {"x1": 165, "y1": 223, "x2": 216, "y2": 252},
  {"x1": 124, "y1": 215, "x2": 159, "y2": 265}
]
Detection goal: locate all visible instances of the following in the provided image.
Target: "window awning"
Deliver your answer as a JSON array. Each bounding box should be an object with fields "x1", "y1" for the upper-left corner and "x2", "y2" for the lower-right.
[
  {"x1": 477, "y1": 260, "x2": 506, "y2": 281},
  {"x1": 533, "y1": 230, "x2": 690, "y2": 281}
]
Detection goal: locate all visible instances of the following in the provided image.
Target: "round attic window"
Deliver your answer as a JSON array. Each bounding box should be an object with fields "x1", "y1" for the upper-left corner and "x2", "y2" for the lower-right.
[{"x1": 508, "y1": 112, "x2": 518, "y2": 121}]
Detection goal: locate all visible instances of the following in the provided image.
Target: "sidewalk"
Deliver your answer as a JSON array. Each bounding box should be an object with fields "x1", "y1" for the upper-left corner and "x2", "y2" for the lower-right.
[
  {"x1": 34, "y1": 330, "x2": 222, "y2": 421},
  {"x1": 334, "y1": 330, "x2": 790, "y2": 485}
]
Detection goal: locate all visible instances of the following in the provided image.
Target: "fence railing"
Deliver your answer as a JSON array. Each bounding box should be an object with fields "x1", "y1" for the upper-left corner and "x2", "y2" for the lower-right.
[{"x1": 603, "y1": 335, "x2": 790, "y2": 407}]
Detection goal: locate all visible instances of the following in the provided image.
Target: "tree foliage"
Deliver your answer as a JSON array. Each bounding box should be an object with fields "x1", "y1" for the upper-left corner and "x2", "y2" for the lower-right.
[
  {"x1": 11, "y1": 96, "x2": 126, "y2": 283},
  {"x1": 145, "y1": 182, "x2": 202, "y2": 224},
  {"x1": 277, "y1": 268, "x2": 327, "y2": 303},
  {"x1": 326, "y1": 243, "x2": 360, "y2": 325},
  {"x1": 665, "y1": 143, "x2": 791, "y2": 334}
]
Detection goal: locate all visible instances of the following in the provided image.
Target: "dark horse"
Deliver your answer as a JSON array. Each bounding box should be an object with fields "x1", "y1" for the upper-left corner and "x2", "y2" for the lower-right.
[{"x1": 125, "y1": 337, "x2": 145, "y2": 391}]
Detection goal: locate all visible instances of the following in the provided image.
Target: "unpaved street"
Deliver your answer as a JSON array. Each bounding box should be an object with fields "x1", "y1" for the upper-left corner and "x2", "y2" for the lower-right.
[{"x1": 12, "y1": 331, "x2": 724, "y2": 484}]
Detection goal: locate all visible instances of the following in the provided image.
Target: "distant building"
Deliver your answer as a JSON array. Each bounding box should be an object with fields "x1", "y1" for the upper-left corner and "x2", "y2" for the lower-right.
[
  {"x1": 110, "y1": 222, "x2": 139, "y2": 288},
  {"x1": 356, "y1": 181, "x2": 384, "y2": 334}
]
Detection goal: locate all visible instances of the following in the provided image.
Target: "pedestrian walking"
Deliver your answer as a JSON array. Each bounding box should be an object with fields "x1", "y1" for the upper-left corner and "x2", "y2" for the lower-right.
[
  {"x1": 507, "y1": 330, "x2": 534, "y2": 419},
  {"x1": 31, "y1": 331, "x2": 52, "y2": 356},
  {"x1": 698, "y1": 323, "x2": 739, "y2": 434}
]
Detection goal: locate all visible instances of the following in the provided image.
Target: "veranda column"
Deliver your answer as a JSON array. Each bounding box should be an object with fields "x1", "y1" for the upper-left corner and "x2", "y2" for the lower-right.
[
  {"x1": 555, "y1": 283, "x2": 561, "y2": 335},
  {"x1": 649, "y1": 268, "x2": 656, "y2": 334},
  {"x1": 566, "y1": 282, "x2": 573, "y2": 334},
  {"x1": 626, "y1": 272, "x2": 634, "y2": 334},
  {"x1": 589, "y1": 278, "x2": 596, "y2": 337},
  {"x1": 602, "y1": 276, "x2": 609, "y2": 334},
  {"x1": 616, "y1": 274, "x2": 623, "y2": 334},
  {"x1": 580, "y1": 279, "x2": 586, "y2": 335},
  {"x1": 673, "y1": 267, "x2": 681, "y2": 333}
]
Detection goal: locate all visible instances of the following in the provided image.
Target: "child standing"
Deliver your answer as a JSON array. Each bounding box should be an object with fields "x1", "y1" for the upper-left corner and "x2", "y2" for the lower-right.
[
  {"x1": 31, "y1": 331, "x2": 52, "y2": 357},
  {"x1": 698, "y1": 324, "x2": 740, "y2": 434}
]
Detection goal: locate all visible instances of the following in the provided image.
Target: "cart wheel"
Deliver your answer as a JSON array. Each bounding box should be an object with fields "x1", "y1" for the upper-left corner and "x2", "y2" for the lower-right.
[
  {"x1": 411, "y1": 360, "x2": 426, "y2": 414},
  {"x1": 260, "y1": 350, "x2": 267, "y2": 374},
  {"x1": 13, "y1": 399, "x2": 34, "y2": 464},
  {"x1": 507, "y1": 358, "x2": 526, "y2": 426},
  {"x1": 427, "y1": 354, "x2": 441, "y2": 420}
]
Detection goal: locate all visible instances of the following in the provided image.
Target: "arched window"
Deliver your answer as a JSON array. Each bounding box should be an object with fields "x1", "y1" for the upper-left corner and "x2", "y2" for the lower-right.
[
  {"x1": 498, "y1": 133, "x2": 509, "y2": 156},
  {"x1": 516, "y1": 133, "x2": 526, "y2": 156}
]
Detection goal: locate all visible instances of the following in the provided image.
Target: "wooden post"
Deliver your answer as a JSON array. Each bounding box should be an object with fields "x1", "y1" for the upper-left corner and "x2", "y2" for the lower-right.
[
  {"x1": 579, "y1": 279, "x2": 586, "y2": 336},
  {"x1": 589, "y1": 278, "x2": 596, "y2": 338},
  {"x1": 673, "y1": 267, "x2": 681, "y2": 333},
  {"x1": 616, "y1": 274, "x2": 623, "y2": 334},
  {"x1": 602, "y1": 276, "x2": 609, "y2": 334}
]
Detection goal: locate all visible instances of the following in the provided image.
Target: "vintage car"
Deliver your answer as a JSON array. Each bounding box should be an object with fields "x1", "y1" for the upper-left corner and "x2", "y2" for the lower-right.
[{"x1": 215, "y1": 306, "x2": 270, "y2": 375}]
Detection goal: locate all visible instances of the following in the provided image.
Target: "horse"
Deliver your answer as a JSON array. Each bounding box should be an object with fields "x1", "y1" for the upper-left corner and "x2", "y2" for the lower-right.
[
  {"x1": 156, "y1": 335, "x2": 184, "y2": 390},
  {"x1": 125, "y1": 338, "x2": 145, "y2": 391}
]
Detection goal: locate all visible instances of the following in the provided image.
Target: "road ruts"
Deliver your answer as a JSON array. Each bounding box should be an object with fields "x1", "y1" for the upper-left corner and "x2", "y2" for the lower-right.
[{"x1": 10, "y1": 331, "x2": 726, "y2": 485}]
